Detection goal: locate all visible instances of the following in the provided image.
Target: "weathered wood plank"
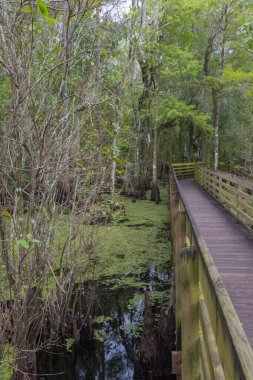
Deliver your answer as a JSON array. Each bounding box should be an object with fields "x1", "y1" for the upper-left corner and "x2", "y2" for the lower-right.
[
  {"x1": 199, "y1": 284, "x2": 225, "y2": 380},
  {"x1": 207, "y1": 169, "x2": 253, "y2": 191},
  {"x1": 180, "y1": 220, "x2": 200, "y2": 380}
]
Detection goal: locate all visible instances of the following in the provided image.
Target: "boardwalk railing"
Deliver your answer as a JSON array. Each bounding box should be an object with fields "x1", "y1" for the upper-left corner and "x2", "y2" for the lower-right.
[
  {"x1": 195, "y1": 165, "x2": 253, "y2": 231},
  {"x1": 170, "y1": 164, "x2": 253, "y2": 380},
  {"x1": 172, "y1": 162, "x2": 203, "y2": 179}
]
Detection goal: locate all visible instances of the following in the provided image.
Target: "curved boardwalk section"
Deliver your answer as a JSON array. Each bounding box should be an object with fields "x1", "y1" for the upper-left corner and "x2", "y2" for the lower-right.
[{"x1": 180, "y1": 178, "x2": 253, "y2": 347}]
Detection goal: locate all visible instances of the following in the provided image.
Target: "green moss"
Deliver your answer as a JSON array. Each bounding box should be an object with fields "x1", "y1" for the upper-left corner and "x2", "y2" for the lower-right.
[
  {"x1": 0, "y1": 187, "x2": 171, "y2": 302},
  {"x1": 92, "y1": 186, "x2": 171, "y2": 285},
  {"x1": 52, "y1": 186, "x2": 171, "y2": 284}
]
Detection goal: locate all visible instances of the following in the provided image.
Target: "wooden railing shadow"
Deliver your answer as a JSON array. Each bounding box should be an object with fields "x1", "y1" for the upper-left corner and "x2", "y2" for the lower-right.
[{"x1": 170, "y1": 163, "x2": 253, "y2": 380}]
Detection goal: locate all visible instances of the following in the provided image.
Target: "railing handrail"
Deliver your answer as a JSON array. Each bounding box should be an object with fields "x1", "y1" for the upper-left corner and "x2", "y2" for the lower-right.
[
  {"x1": 171, "y1": 161, "x2": 204, "y2": 180},
  {"x1": 195, "y1": 165, "x2": 253, "y2": 231},
  {"x1": 170, "y1": 166, "x2": 253, "y2": 379},
  {"x1": 204, "y1": 168, "x2": 253, "y2": 191},
  {"x1": 172, "y1": 161, "x2": 204, "y2": 167}
]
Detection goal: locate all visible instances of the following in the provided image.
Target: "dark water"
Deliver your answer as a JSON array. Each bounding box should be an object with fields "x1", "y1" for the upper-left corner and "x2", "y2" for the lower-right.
[{"x1": 37, "y1": 264, "x2": 172, "y2": 380}]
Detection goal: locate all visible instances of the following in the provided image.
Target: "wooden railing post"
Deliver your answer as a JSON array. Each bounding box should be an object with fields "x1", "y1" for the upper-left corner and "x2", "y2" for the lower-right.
[
  {"x1": 169, "y1": 169, "x2": 182, "y2": 352},
  {"x1": 194, "y1": 163, "x2": 204, "y2": 186},
  {"x1": 174, "y1": 206, "x2": 186, "y2": 353},
  {"x1": 218, "y1": 172, "x2": 222, "y2": 202},
  {"x1": 169, "y1": 169, "x2": 177, "y2": 264},
  {"x1": 237, "y1": 183, "x2": 243, "y2": 219}
]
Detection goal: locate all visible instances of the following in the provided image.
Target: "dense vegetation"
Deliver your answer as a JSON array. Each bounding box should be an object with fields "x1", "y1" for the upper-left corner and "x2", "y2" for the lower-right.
[{"x1": 0, "y1": 0, "x2": 253, "y2": 378}]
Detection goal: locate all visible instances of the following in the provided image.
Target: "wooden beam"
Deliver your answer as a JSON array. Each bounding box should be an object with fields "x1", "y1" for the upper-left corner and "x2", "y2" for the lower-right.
[{"x1": 180, "y1": 222, "x2": 200, "y2": 380}]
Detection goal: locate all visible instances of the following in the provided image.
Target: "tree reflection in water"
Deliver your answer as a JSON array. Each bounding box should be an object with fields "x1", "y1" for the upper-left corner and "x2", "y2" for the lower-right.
[{"x1": 37, "y1": 265, "x2": 173, "y2": 380}]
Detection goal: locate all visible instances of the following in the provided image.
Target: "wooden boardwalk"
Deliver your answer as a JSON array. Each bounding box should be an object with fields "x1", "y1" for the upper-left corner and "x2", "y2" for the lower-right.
[{"x1": 180, "y1": 178, "x2": 253, "y2": 348}]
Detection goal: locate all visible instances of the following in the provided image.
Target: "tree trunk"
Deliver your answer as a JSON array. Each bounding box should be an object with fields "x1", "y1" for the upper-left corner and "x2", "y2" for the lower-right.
[
  {"x1": 213, "y1": 90, "x2": 222, "y2": 170},
  {"x1": 59, "y1": 1, "x2": 70, "y2": 203},
  {"x1": 213, "y1": 2, "x2": 229, "y2": 170},
  {"x1": 201, "y1": 33, "x2": 216, "y2": 162},
  {"x1": 188, "y1": 122, "x2": 195, "y2": 162},
  {"x1": 134, "y1": 59, "x2": 154, "y2": 198},
  {"x1": 200, "y1": 135, "x2": 206, "y2": 161},
  {"x1": 111, "y1": 122, "x2": 119, "y2": 195},
  {"x1": 150, "y1": 123, "x2": 160, "y2": 204},
  {"x1": 134, "y1": 291, "x2": 163, "y2": 379},
  {"x1": 134, "y1": 292, "x2": 176, "y2": 379},
  {"x1": 158, "y1": 306, "x2": 176, "y2": 377}
]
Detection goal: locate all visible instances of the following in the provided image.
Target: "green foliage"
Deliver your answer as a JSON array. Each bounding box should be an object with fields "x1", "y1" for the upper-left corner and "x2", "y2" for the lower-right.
[
  {"x1": 0, "y1": 76, "x2": 11, "y2": 123},
  {"x1": 94, "y1": 329, "x2": 107, "y2": 342},
  {"x1": 37, "y1": 0, "x2": 56, "y2": 24},
  {"x1": 65, "y1": 338, "x2": 75, "y2": 352},
  {"x1": 13, "y1": 235, "x2": 41, "y2": 252},
  {"x1": 22, "y1": 5, "x2": 34, "y2": 14},
  {"x1": 94, "y1": 315, "x2": 113, "y2": 324},
  {"x1": 159, "y1": 96, "x2": 212, "y2": 133},
  {"x1": 0, "y1": 345, "x2": 15, "y2": 380},
  {"x1": 119, "y1": 323, "x2": 141, "y2": 337},
  {"x1": 223, "y1": 66, "x2": 252, "y2": 82},
  {"x1": 14, "y1": 240, "x2": 29, "y2": 251}
]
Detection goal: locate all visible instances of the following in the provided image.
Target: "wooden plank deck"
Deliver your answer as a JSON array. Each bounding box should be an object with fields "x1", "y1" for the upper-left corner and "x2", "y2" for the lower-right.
[{"x1": 180, "y1": 178, "x2": 253, "y2": 348}]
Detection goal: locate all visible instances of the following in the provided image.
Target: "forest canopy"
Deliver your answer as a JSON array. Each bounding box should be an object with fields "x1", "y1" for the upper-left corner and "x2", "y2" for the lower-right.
[{"x1": 1, "y1": 0, "x2": 253, "y2": 198}]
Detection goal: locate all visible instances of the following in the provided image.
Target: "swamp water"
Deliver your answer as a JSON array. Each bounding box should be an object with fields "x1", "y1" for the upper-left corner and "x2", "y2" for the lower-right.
[{"x1": 37, "y1": 188, "x2": 175, "y2": 380}]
